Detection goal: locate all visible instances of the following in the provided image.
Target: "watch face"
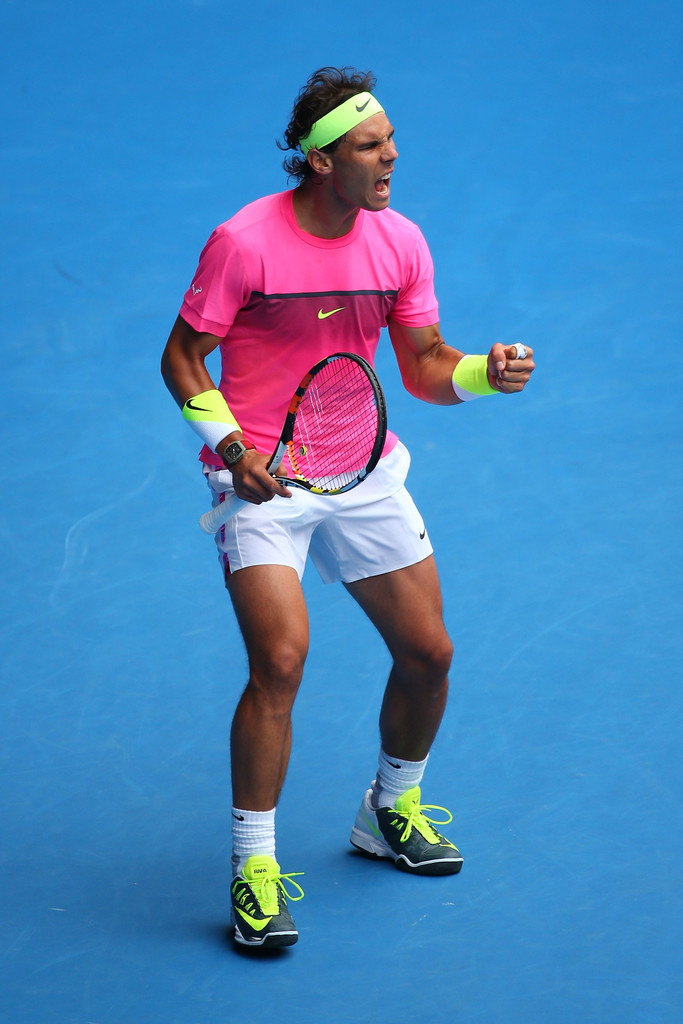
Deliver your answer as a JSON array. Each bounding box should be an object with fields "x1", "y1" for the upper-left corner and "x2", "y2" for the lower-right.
[{"x1": 224, "y1": 442, "x2": 244, "y2": 465}]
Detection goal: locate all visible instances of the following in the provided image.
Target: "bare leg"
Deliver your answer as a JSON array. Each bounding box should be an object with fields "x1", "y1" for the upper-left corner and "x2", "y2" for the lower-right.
[
  {"x1": 227, "y1": 564, "x2": 309, "y2": 810},
  {"x1": 344, "y1": 555, "x2": 453, "y2": 760}
]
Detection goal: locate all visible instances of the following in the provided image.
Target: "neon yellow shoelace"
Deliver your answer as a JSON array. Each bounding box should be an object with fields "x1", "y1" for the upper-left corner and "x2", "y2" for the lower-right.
[
  {"x1": 398, "y1": 802, "x2": 453, "y2": 845},
  {"x1": 251, "y1": 870, "x2": 305, "y2": 915}
]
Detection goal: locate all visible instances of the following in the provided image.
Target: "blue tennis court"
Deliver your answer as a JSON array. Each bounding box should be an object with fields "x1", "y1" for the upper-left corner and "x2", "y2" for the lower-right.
[{"x1": 2, "y1": 1, "x2": 682, "y2": 1021}]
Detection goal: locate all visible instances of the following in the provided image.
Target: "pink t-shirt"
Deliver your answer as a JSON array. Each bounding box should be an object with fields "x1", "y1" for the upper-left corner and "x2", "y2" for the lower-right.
[{"x1": 180, "y1": 190, "x2": 439, "y2": 466}]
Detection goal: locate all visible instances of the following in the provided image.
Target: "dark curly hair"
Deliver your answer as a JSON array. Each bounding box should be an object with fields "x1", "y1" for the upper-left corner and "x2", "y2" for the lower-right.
[{"x1": 278, "y1": 66, "x2": 377, "y2": 183}]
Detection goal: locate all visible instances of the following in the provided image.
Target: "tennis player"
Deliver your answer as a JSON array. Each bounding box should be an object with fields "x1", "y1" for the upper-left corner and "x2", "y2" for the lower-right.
[{"x1": 161, "y1": 66, "x2": 535, "y2": 949}]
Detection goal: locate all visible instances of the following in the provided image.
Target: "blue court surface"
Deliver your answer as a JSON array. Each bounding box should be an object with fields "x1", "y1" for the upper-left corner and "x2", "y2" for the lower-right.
[{"x1": 2, "y1": 1, "x2": 682, "y2": 1021}]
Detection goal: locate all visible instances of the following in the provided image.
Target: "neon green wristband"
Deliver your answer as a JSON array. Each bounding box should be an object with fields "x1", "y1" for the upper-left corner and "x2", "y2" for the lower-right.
[
  {"x1": 451, "y1": 355, "x2": 498, "y2": 402},
  {"x1": 182, "y1": 389, "x2": 241, "y2": 451}
]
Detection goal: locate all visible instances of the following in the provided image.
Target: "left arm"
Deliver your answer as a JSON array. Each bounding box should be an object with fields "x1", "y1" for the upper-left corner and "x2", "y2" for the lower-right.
[{"x1": 387, "y1": 319, "x2": 535, "y2": 404}]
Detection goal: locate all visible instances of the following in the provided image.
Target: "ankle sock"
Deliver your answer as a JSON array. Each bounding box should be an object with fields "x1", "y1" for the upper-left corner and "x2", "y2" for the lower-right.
[
  {"x1": 372, "y1": 749, "x2": 429, "y2": 809},
  {"x1": 231, "y1": 806, "x2": 276, "y2": 875}
]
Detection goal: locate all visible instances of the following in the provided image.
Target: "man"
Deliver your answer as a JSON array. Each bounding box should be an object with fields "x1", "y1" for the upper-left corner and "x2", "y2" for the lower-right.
[{"x1": 161, "y1": 66, "x2": 534, "y2": 950}]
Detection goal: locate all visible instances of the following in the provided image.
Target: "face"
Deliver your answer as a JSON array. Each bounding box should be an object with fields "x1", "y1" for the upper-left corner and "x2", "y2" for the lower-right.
[{"x1": 326, "y1": 112, "x2": 398, "y2": 212}]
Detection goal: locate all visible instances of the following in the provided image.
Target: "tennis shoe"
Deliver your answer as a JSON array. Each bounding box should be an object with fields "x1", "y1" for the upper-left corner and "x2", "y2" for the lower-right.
[
  {"x1": 230, "y1": 854, "x2": 304, "y2": 948},
  {"x1": 350, "y1": 785, "x2": 463, "y2": 875}
]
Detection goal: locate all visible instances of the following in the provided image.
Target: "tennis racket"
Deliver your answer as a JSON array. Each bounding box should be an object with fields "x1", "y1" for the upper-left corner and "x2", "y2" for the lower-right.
[{"x1": 199, "y1": 352, "x2": 387, "y2": 535}]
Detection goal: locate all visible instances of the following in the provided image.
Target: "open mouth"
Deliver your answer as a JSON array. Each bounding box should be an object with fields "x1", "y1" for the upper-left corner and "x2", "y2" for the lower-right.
[{"x1": 374, "y1": 173, "x2": 391, "y2": 195}]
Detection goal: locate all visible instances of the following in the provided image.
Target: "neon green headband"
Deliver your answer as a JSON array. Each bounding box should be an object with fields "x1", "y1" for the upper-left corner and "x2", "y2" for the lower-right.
[{"x1": 299, "y1": 92, "x2": 385, "y2": 155}]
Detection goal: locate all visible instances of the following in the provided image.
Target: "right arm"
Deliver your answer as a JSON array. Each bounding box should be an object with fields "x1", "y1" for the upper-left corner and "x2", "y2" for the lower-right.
[{"x1": 161, "y1": 315, "x2": 290, "y2": 504}]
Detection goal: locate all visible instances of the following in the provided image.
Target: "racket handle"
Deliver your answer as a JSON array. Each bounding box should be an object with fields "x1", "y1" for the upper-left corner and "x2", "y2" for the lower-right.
[{"x1": 199, "y1": 493, "x2": 245, "y2": 534}]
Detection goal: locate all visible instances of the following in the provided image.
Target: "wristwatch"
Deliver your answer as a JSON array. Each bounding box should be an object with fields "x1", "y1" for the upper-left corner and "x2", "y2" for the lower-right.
[{"x1": 221, "y1": 438, "x2": 255, "y2": 470}]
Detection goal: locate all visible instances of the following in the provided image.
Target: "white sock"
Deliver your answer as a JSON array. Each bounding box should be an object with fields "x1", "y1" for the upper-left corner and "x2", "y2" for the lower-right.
[
  {"x1": 231, "y1": 807, "x2": 276, "y2": 875},
  {"x1": 372, "y1": 749, "x2": 429, "y2": 809}
]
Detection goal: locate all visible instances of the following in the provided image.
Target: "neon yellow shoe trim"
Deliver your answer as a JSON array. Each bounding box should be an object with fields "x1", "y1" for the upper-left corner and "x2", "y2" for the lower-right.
[
  {"x1": 235, "y1": 906, "x2": 271, "y2": 931},
  {"x1": 362, "y1": 811, "x2": 382, "y2": 838}
]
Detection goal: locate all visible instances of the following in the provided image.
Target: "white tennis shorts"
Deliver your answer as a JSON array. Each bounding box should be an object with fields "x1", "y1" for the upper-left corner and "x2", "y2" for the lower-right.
[{"x1": 203, "y1": 441, "x2": 433, "y2": 585}]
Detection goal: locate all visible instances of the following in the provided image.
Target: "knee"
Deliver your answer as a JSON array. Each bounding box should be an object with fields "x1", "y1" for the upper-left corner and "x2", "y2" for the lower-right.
[
  {"x1": 396, "y1": 630, "x2": 453, "y2": 687},
  {"x1": 423, "y1": 633, "x2": 453, "y2": 683},
  {"x1": 432, "y1": 634, "x2": 454, "y2": 679},
  {"x1": 247, "y1": 639, "x2": 308, "y2": 706}
]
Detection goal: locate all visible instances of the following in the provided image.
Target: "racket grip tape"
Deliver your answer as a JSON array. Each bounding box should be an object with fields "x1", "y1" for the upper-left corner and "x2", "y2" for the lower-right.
[{"x1": 199, "y1": 493, "x2": 245, "y2": 534}]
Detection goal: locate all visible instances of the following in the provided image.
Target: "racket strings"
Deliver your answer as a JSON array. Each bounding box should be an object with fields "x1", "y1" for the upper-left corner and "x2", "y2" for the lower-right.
[{"x1": 287, "y1": 359, "x2": 381, "y2": 488}]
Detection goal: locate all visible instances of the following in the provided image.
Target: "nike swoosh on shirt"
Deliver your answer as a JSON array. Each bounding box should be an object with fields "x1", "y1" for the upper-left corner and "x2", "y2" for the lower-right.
[{"x1": 317, "y1": 307, "x2": 345, "y2": 319}]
